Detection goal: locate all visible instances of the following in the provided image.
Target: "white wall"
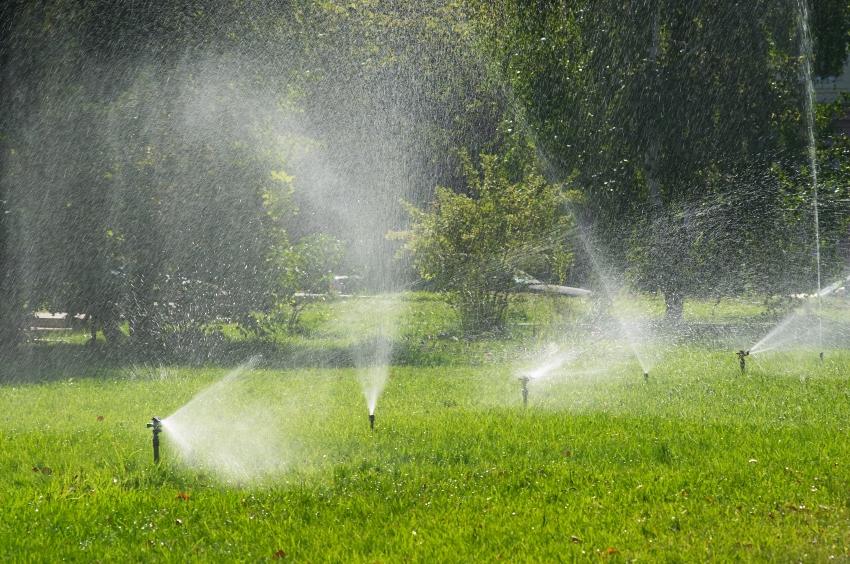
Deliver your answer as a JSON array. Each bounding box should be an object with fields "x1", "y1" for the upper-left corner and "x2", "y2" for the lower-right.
[{"x1": 815, "y1": 57, "x2": 850, "y2": 103}]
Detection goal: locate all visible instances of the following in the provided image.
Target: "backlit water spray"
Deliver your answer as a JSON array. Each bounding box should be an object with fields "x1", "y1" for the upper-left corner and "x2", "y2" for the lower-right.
[
  {"x1": 747, "y1": 272, "x2": 849, "y2": 357},
  {"x1": 797, "y1": 0, "x2": 824, "y2": 358},
  {"x1": 748, "y1": 296, "x2": 828, "y2": 356},
  {"x1": 152, "y1": 355, "x2": 296, "y2": 482},
  {"x1": 742, "y1": 1, "x2": 828, "y2": 364},
  {"x1": 498, "y1": 91, "x2": 656, "y2": 381},
  {"x1": 352, "y1": 298, "x2": 404, "y2": 431},
  {"x1": 362, "y1": 354, "x2": 390, "y2": 430},
  {"x1": 516, "y1": 345, "x2": 584, "y2": 406},
  {"x1": 514, "y1": 334, "x2": 638, "y2": 405},
  {"x1": 580, "y1": 230, "x2": 655, "y2": 378}
]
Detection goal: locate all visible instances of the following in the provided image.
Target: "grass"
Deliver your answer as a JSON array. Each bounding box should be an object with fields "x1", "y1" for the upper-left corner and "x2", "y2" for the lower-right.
[{"x1": 3, "y1": 294, "x2": 850, "y2": 560}]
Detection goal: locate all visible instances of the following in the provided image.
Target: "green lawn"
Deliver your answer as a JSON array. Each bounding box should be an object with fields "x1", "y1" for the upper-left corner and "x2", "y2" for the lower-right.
[
  {"x1": 2, "y1": 349, "x2": 850, "y2": 561},
  {"x1": 3, "y1": 293, "x2": 850, "y2": 561}
]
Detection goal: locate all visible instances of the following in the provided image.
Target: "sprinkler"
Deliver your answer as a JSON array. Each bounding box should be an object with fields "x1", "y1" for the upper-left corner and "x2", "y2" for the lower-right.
[
  {"x1": 819, "y1": 351, "x2": 824, "y2": 363},
  {"x1": 146, "y1": 417, "x2": 162, "y2": 464},
  {"x1": 643, "y1": 371, "x2": 649, "y2": 382},
  {"x1": 369, "y1": 413, "x2": 375, "y2": 431},
  {"x1": 519, "y1": 376, "x2": 529, "y2": 407},
  {"x1": 736, "y1": 350, "x2": 749, "y2": 374}
]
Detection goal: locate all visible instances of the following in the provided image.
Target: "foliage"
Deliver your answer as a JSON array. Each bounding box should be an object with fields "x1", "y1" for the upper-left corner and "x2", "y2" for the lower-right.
[
  {"x1": 247, "y1": 233, "x2": 345, "y2": 336},
  {"x1": 2, "y1": 0, "x2": 850, "y2": 347},
  {"x1": 0, "y1": 2, "x2": 344, "y2": 350},
  {"x1": 400, "y1": 151, "x2": 574, "y2": 332},
  {"x1": 815, "y1": 94, "x2": 850, "y2": 281},
  {"x1": 280, "y1": 234, "x2": 345, "y2": 329},
  {"x1": 812, "y1": 0, "x2": 850, "y2": 78},
  {"x1": 280, "y1": 0, "x2": 506, "y2": 287},
  {"x1": 478, "y1": 0, "x2": 850, "y2": 317}
]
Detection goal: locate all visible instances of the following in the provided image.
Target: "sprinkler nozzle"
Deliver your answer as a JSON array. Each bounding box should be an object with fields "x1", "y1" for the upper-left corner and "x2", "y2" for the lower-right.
[
  {"x1": 819, "y1": 351, "x2": 824, "y2": 363},
  {"x1": 643, "y1": 371, "x2": 649, "y2": 382},
  {"x1": 369, "y1": 413, "x2": 375, "y2": 431},
  {"x1": 145, "y1": 417, "x2": 162, "y2": 464},
  {"x1": 736, "y1": 350, "x2": 749, "y2": 374},
  {"x1": 519, "y1": 376, "x2": 530, "y2": 407}
]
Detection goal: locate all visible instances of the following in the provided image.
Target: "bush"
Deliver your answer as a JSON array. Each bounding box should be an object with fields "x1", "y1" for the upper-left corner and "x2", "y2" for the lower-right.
[{"x1": 398, "y1": 151, "x2": 574, "y2": 333}]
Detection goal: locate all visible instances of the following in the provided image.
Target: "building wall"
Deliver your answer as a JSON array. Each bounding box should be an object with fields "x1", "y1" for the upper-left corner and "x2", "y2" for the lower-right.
[{"x1": 815, "y1": 57, "x2": 850, "y2": 103}]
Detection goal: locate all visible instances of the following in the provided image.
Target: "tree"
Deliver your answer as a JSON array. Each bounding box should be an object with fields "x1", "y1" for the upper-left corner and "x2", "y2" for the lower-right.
[
  {"x1": 478, "y1": 0, "x2": 850, "y2": 319},
  {"x1": 400, "y1": 150, "x2": 573, "y2": 332},
  {"x1": 280, "y1": 234, "x2": 344, "y2": 331},
  {"x1": 812, "y1": 0, "x2": 850, "y2": 78},
  {"x1": 0, "y1": 0, "x2": 27, "y2": 347},
  {"x1": 278, "y1": 1, "x2": 508, "y2": 288},
  {"x1": 0, "y1": 1, "x2": 312, "y2": 350},
  {"x1": 246, "y1": 233, "x2": 344, "y2": 336}
]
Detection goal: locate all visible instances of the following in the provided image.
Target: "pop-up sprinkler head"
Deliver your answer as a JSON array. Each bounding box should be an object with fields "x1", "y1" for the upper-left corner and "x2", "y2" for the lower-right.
[
  {"x1": 145, "y1": 417, "x2": 162, "y2": 464},
  {"x1": 736, "y1": 350, "x2": 749, "y2": 374},
  {"x1": 519, "y1": 376, "x2": 530, "y2": 407},
  {"x1": 369, "y1": 413, "x2": 375, "y2": 431},
  {"x1": 643, "y1": 371, "x2": 649, "y2": 382},
  {"x1": 819, "y1": 351, "x2": 824, "y2": 363}
]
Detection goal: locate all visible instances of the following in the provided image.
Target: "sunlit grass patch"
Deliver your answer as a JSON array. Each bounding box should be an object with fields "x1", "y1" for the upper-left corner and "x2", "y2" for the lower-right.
[{"x1": 2, "y1": 350, "x2": 850, "y2": 560}]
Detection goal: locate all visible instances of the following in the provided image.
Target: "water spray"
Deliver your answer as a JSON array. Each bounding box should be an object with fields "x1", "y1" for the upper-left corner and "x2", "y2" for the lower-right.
[
  {"x1": 146, "y1": 417, "x2": 163, "y2": 464},
  {"x1": 736, "y1": 350, "x2": 749, "y2": 374},
  {"x1": 519, "y1": 376, "x2": 529, "y2": 407},
  {"x1": 796, "y1": 0, "x2": 826, "y2": 361},
  {"x1": 369, "y1": 412, "x2": 375, "y2": 431}
]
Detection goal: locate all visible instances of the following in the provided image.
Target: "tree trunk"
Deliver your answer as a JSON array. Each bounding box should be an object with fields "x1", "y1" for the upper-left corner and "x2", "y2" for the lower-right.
[
  {"x1": 664, "y1": 289, "x2": 684, "y2": 323},
  {"x1": 645, "y1": 2, "x2": 684, "y2": 323},
  {"x1": 128, "y1": 273, "x2": 159, "y2": 348},
  {"x1": 0, "y1": 3, "x2": 20, "y2": 351},
  {"x1": 89, "y1": 312, "x2": 123, "y2": 345}
]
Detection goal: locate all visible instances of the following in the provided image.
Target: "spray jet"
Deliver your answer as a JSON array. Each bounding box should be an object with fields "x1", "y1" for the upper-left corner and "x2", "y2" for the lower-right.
[
  {"x1": 736, "y1": 350, "x2": 749, "y2": 374},
  {"x1": 519, "y1": 376, "x2": 530, "y2": 407},
  {"x1": 146, "y1": 417, "x2": 163, "y2": 464}
]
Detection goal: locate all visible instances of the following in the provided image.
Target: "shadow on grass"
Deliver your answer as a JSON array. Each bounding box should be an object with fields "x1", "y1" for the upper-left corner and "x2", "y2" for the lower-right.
[
  {"x1": 0, "y1": 336, "x2": 467, "y2": 385},
  {"x1": 4, "y1": 317, "x2": 843, "y2": 385}
]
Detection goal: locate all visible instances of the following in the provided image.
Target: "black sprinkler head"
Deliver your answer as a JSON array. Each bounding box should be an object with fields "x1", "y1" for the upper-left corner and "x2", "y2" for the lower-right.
[
  {"x1": 519, "y1": 376, "x2": 530, "y2": 407},
  {"x1": 146, "y1": 417, "x2": 162, "y2": 463},
  {"x1": 643, "y1": 371, "x2": 649, "y2": 382},
  {"x1": 146, "y1": 416, "x2": 162, "y2": 431},
  {"x1": 369, "y1": 413, "x2": 375, "y2": 431},
  {"x1": 819, "y1": 351, "x2": 824, "y2": 363},
  {"x1": 736, "y1": 350, "x2": 749, "y2": 374}
]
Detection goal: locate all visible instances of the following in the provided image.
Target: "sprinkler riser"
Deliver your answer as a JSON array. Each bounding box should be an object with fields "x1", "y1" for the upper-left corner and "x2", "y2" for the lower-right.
[
  {"x1": 152, "y1": 433, "x2": 160, "y2": 463},
  {"x1": 736, "y1": 350, "x2": 749, "y2": 374},
  {"x1": 369, "y1": 413, "x2": 375, "y2": 431},
  {"x1": 519, "y1": 377, "x2": 529, "y2": 408},
  {"x1": 146, "y1": 417, "x2": 163, "y2": 464}
]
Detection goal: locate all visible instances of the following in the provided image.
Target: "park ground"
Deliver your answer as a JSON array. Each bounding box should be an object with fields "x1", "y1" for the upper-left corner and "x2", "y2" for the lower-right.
[{"x1": 2, "y1": 293, "x2": 850, "y2": 561}]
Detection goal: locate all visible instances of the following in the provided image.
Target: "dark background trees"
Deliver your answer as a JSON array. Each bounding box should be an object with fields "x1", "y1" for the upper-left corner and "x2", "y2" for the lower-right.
[
  {"x1": 1, "y1": 0, "x2": 849, "y2": 349},
  {"x1": 480, "y1": 0, "x2": 850, "y2": 319},
  {"x1": 0, "y1": 1, "x2": 308, "y2": 350}
]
